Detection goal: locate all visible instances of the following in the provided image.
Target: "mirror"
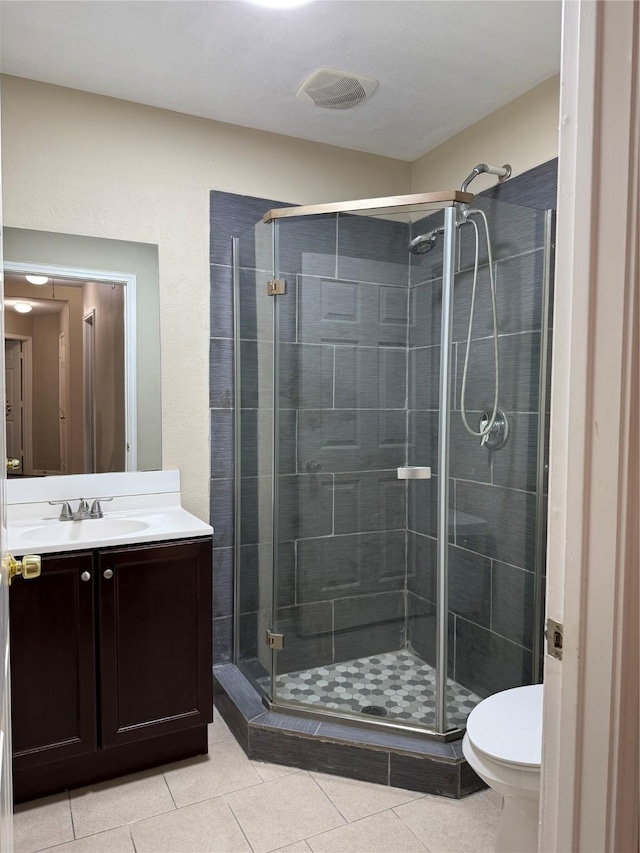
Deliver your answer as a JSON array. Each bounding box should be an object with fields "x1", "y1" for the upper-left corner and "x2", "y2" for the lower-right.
[{"x1": 3, "y1": 228, "x2": 161, "y2": 476}]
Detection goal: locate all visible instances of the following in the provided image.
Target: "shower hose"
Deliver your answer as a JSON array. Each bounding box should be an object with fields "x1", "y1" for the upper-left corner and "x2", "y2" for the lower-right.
[{"x1": 459, "y1": 208, "x2": 500, "y2": 440}]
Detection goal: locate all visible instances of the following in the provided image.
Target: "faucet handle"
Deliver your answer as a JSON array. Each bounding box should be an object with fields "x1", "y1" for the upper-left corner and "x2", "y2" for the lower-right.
[
  {"x1": 49, "y1": 501, "x2": 73, "y2": 521},
  {"x1": 89, "y1": 497, "x2": 113, "y2": 519}
]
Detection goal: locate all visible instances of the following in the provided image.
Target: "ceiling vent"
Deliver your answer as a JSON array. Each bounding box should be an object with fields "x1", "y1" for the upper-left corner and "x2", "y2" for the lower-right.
[{"x1": 296, "y1": 68, "x2": 378, "y2": 110}]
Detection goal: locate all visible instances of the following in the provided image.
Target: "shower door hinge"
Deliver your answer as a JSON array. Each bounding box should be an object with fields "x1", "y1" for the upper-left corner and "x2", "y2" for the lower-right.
[
  {"x1": 267, "y1": 279, "x2": 286, "y2": 296},
  {"x1": 266, "y1": 630, "x2": 284, "y2": 650},
  {"x1": 545, "y1": 618, "x2": 563, "y2": 661}
]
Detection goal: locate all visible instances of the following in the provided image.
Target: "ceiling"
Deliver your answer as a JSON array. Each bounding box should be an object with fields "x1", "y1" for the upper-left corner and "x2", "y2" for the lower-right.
[
  {"x1": 4, "y1": 273, "x2": 86, "y2": 316},
  {"x1": 0, "y1": 0, "x2": 561, "y2": 161}
]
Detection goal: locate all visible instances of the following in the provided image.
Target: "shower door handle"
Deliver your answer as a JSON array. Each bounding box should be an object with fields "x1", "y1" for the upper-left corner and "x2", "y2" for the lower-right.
[{"x1": 397, "y1": 466, "x2": 432, "y2": 480}]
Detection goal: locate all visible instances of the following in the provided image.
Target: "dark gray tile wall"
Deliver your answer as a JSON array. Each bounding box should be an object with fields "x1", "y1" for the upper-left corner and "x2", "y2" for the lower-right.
[{"x1": 211, "y1": 160, "x2": 555, "y2": 704}]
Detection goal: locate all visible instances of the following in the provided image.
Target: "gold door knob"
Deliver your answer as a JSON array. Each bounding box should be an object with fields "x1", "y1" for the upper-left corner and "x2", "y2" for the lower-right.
[
  {"x1": 6, "y1": 458, "x2": 20, "y2": 471},
  {"x1": 3, "y1": 554, "x2": 41, "y2": 585}
]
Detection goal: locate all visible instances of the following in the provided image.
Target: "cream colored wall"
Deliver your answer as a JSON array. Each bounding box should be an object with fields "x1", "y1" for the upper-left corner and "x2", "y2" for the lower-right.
[
  {"x1": 4, "y1": 310, "x2": 33, "y2": 338},
  {"x1": 411, "y1": 75, "x2": 560, "y2": 193},
  {"x1": 1, "y1": 75, "x2": 411, "y2": 519}
]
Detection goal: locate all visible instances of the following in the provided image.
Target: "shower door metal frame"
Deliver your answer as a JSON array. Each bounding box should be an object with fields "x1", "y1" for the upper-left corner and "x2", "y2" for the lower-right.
[{"x1": 435, "y1": 205, "x2": 458, "y2": 733}]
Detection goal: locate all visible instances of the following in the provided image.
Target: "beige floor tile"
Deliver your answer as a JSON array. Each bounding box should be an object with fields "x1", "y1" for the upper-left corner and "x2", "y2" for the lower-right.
[
  {"x1": 480, "y1": 788, "x2": 503, "y2": 811},
  {"x1": 14, "y1": 793, "x2": 74, "y2": 853},
  {"x1": 270, "y1": 843, "x2": 312, "y2": 853},
  {"x1": 311, "y1": 771, "x2": 423, "y2": 822},
  {"x1": 43, "y1": 826, "x2": 135, "y2": 852},
  {"x1": 226, "y1": 772, "x2": 344, "y2": 853},
  {"x1": 394, "y1": 791, "x2": 501, "y2": 852},
  {"x1": 208, "y1": 710, "x2": 234, "y2": 744},
  {"x1": 70, "y1": 769, "x2": 175, "y2": 838},
  {"x1": 131, "y1": 796, "x2": 251, "y2": 852},
  {"x1": 307, "y1": 809, "x2": 428, "y2": 853},
  {"x1": 251, "y1": 760, "x2": 301, "y2": 782},
  {"x1": 164, "y1": 736, "x2": 262, "y2": 808}
]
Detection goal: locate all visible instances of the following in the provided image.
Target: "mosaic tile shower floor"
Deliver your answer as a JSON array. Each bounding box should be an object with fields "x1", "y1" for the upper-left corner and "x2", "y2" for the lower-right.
[{"x1": 262, "y1": 649, "x2": 482, "y2": 731}]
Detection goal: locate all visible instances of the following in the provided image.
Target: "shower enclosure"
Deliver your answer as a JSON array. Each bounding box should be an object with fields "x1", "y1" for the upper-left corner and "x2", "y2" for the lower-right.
[{"x1": 232, "y1": 188, "x2": 553, "y2": 737}]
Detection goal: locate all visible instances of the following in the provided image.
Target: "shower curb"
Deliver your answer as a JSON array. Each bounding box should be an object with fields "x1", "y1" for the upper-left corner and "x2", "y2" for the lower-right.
[{"x1": 213, "y1": 664, "x2": 485, "y2": 798}]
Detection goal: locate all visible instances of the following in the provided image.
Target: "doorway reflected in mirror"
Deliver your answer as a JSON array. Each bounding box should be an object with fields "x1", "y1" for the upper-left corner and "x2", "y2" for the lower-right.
[{"x1": 4, "y1": 273, "x2": 125, "y2": 476}]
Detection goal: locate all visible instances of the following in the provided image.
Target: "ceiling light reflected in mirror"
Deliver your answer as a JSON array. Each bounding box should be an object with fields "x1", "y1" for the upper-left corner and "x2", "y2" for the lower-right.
[
  {"x1": 13, "y1": 302, "x2": 33, "y2": 314},
  {"x1": 25, "y1": 275, "x2": 49, "y2": 285}
]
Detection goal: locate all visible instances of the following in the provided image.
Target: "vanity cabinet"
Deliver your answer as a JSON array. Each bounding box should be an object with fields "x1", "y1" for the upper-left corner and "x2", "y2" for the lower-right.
[
  {"x1": 10, "y1": 537, "x2": 213, "y2": 803},
  {"x1": 98, "y1": 541, "x2": 212, "y2": 747},
  {"x1": 10, "y1": 552, "x2": 98, "y2": 768}
]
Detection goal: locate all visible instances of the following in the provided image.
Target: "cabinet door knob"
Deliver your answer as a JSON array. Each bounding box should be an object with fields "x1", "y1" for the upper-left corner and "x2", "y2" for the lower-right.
[
  {"x1": 103, "y1": 569, "x2": 114, "y2": 580},
  {"x1": 81, "y1": 571, "x2": 91, "y2": 582}
]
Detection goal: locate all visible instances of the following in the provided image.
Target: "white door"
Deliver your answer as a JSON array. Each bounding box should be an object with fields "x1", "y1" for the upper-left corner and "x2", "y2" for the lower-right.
[
  {"x1": 58, "y1": 332, "x2": 68, "y2": 475},
  {"x1": 4, "y1": 340, "x2": 23, "y2": 475},
  {"x1": 0, "y1": 165, "x2": 13, "y2": 852}
]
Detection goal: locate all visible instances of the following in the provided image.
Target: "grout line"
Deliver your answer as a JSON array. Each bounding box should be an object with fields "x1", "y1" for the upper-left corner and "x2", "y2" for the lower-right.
[
  {"x1": 395, "y1": 807, "x2": 436, "y2": 850},
  {"x1": 162, "y1": 773, "x2": 178, "y2": 810},
  {"x1": 66, "y1": 789, "x2": 77, "y2": 840},
  {"x1": 226, "y1": 798, "x2": 258, "y2": 853},
  {"x1": 304, "y1": 773, "x2": 349, "y2": 824},
  {"x1": 454, "y1": 612, "x2": 534, "y2": 652}
]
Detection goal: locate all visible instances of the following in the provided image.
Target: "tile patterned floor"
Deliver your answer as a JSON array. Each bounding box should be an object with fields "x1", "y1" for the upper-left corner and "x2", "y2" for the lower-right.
[
  {"x1": 265, "y1": 650, "x2": 482, "y2": 730},
  {"x1": 14, "y1": 712, "x2": 502, "y2": 853}
]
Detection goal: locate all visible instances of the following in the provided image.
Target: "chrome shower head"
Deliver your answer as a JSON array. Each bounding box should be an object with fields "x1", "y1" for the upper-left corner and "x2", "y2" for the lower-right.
[{"x1": 409, "y1": 229, "x2": 442, "y2": 255}]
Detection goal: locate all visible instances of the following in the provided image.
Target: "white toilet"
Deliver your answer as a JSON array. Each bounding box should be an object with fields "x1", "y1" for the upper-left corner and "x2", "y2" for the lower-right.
[{"x1": 462, "y1": 684, "x2": 543, "y2": 853}]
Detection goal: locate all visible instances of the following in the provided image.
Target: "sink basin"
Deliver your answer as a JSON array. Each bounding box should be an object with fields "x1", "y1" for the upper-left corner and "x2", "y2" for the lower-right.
[{"x1": 23, "y1": 518, "x2": 151, "y2": 543}]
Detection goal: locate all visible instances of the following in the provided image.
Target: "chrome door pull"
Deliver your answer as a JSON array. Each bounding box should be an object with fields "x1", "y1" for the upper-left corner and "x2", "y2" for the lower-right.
[
  {"x1": 103, "y1": 569, "x2": 114, "y2": 580},
  {"x1": 397, "y1": 466, "x2": 432, "y2": 480}
]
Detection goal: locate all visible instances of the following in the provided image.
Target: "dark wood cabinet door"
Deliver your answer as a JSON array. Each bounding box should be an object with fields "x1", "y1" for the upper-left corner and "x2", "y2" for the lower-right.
[
  {"x1": 98, "y1": 539, "x2": 212, "y2": 748},
  {"x1": 10, "y1": 552, "x2": 98, "y2": 770}
]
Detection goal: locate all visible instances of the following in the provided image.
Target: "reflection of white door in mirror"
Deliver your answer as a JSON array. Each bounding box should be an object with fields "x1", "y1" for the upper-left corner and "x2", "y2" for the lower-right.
[
  {"x1": 58, "y1": 332, "x2": 68, "y2": 475},
  {"x1": 4, "y1": 339, "x2": 24, "y2": 474},
  {"x1": 3, "y1": 262, "x2": 138, "y2": 475},
  {"x1": 83, "y1": 311, "x2": 96, "y2": 474}
]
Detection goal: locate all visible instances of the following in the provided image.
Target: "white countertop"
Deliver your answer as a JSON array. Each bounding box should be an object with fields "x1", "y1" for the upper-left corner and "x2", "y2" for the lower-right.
[{"x1": 8, "y1": 471, "x2": 213, "y2": 556}]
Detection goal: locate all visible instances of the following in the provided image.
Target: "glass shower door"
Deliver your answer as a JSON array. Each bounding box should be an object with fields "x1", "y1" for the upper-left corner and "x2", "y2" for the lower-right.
[
  {"x1": 233, "y1": 218, "x2": 277, "y2": 695},
  {"x1": 269, "y1": 208, "x2": 446, "y2": 730},
  {"x1": 443, "y1": 198, "x2": 552, "y2": 730}
]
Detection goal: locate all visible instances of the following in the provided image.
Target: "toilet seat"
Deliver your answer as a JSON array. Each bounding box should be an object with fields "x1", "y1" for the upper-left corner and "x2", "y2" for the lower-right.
[{"x1": 466, "y1": 684, "x2": 543, "y2": 768}]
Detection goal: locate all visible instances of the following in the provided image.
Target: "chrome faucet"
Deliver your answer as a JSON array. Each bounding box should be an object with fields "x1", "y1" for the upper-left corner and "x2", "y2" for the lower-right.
[
  {"x1": 49, "y1": 497, "x2": 113, "y2": 521},
  {"x1": 73, "y1": 499, "x2": 92, "y2": 520},
  {"x1": 89, "y1": 498, "x2": 113, "y2": 518},
  {"x1": 49, "y1": 500, "x2": 74, "y2": 521}
]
